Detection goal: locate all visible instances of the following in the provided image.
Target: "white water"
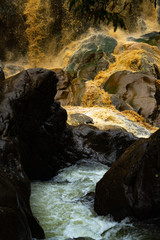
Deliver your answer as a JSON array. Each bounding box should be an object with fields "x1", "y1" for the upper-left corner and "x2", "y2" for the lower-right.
[
  {"x1": 30, "y1": 159, "x2": 160, "y2": 240},
  {"x1": 30, "y1": 105, "x2": 159, "y2": 240}
]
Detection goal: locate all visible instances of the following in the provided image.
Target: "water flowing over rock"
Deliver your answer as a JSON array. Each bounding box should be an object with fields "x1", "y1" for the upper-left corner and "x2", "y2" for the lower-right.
[
  {"x1": 0, "y1": 67, "x2": 139, "y2": 239},
  {"x1": 94, "y1": 128, "x2": 160, "y2": 221}
]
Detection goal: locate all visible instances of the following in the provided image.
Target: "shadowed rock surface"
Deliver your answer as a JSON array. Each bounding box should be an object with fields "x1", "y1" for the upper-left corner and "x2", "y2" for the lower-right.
[
  {"x1": 94, "y1": 128, "x2": 160, "y2": 221},
  {"x1": 70, "y1": 124, "x2": 137, "y2": 166},
  {"x1": 0, "y1": 67, "x2": 139, "y2": 239}
]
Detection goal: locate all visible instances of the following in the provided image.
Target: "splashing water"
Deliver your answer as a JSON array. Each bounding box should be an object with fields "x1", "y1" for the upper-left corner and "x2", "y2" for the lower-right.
[
  {"x1": 31, "y1": 159, "x2": 160, "y2": 240},
  {"x1": 24, "y1": 0, "x2": 52, "y2": 67}
]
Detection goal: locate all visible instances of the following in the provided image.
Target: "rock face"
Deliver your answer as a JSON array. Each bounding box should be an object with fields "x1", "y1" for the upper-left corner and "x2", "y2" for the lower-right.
[
  {"x1": 54, "y1": 68, "x2": 85, "y2": 106},
  {"x1": 94, "y1": 129, "x2": 160, "y2": 221},
  {"x1": 70, "y1": 124, "x2": 137, "y2": 166},
  {"x1": 0, "y1": 68, "x2": 60, "y2": 239},
  {"x1": 103, "y1": 70, "x2": 157, "y2": 122}
]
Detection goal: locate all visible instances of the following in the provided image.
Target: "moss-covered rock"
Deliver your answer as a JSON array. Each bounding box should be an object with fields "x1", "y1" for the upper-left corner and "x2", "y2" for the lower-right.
[{"x1": 66, "y1": 34, "x2": 117, "y2": 81}]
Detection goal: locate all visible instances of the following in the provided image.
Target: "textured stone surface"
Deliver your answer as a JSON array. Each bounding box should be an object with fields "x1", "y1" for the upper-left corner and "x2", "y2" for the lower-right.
[
  {"x1": 66, "y1": 34, "x2": 117, "y2": 81},
  {"x1": 104, "y1": 70, "x2": 157, "y2": 121},
  {"x1": 95, "y1": 129, "x2": 160, "y2": 221}
]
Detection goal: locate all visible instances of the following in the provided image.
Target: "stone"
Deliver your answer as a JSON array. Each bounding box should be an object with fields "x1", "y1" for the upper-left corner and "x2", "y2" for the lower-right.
[
  {"x1": 54, "y1": 68, "x2": 85, "y2": 106},
  {"x1": 70, "y1": 124, "x2": 137, "y2": 166},
  {"x1": 103, "y1": 70, "x2": 157, "y2": 121},
  {"x1": 69, "y1": 113, "x2": 94, "y2": 125},
  {"x1": 94, "y1": 129, "x2": 160, "y2": 221},
  {"x1": 66, "y1": 34, "x2": 117, "y2": 81}
]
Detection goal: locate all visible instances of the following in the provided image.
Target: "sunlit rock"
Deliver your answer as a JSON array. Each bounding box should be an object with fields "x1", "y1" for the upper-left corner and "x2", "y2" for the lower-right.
[
  {"x1": 54, "y1": 68, "x2": 85, "y2": 105},
  {"x1": 103, "y1": 70, "x2": 157, "y2": 122}
]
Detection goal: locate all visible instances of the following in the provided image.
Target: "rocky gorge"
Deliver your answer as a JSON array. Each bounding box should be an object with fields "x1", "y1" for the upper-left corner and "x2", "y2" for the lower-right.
[{"x1": 1, "y1": 0, "x2": 160, "y2": 239}]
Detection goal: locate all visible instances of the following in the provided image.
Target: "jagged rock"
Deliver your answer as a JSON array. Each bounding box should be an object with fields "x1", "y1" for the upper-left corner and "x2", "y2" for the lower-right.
[
  {"x1": 103, "y1": 70, "x2": 157, "y2": 122},
  {"x1": 94, "y1": 129, "x2": 160, "y2": 221}
]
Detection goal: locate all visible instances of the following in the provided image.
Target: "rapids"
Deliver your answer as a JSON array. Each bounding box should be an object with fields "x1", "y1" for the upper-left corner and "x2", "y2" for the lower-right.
[
  {"x1": 1, "y1": 0, "x2": 160, "y2": 239},
  {"x1": 30, "y1": 158, "x2": 160, "y2": 240},
  {"x1": 30, "y1": 106, "x2": 158, "y2": 240}
]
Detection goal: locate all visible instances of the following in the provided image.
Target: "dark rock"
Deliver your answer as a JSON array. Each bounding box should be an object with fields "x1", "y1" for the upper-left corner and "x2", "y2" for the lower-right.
[
  {"x1": 110, "y1": 94, "x2": 134, "y2": 111},
  {"x1": 94, "y1": 129, "x2": 160, "y2": 221},
  {"x1": 70, "y1": 124, "x2": 137, "y2": 166}
]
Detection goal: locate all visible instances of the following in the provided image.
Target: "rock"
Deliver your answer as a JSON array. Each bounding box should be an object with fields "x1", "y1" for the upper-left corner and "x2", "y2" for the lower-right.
[
  {"x1": 110, "y1": 94, "x2": 134, "y2": 111},
  {"x1": 0, "y1": 139, "x2": 44, "y2": 239},
  {"x1": 4, "y1": 64, "x2": 24, "y2": 77},
  {"x1": 69, "y1": 113, "x2": 94, "y2": 125},
  {"x1": 128, "y1": 31, "x2": 160, "y2": 48},
  {"x1": 103, "y1": 70, "x2": 157, "y2": 122},
  {"x1": 54, "y1": 68, "x2": 85, "y2": 106},
  {"x1": 94, "y1": 128, "x2": 160, "y2": 221},
  {"x1": 66, "y1": 34, "x2": 117, "y2": 81},
  {"x1": 70, "y1": 124, "x2": 137, "y2": 166},
  {"x1": 2, "y1": 68, "x2": 70, "y2": 181}
]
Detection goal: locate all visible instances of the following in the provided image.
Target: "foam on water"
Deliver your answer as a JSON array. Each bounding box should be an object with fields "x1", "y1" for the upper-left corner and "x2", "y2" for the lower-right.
[
  {"x1": 31, "y1": 160, "x2": 160, "y2": 240},
  {"x1": 31, "y1": 161, "x2": 117, "y2": 240}
]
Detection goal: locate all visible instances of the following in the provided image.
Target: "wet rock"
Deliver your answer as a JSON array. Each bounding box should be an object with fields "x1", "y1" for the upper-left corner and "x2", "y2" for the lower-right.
[
  {"x1": 70, "y1": 124, "x2": 137, "y2": 166},
  {"x1": 128, "y1": 31, "x2": 160, "y2": 47},
  {"x1": 94, "y1": 128, "x2": 160, "y2": 221},
  {"x1": 69, "y1": 113, "x2": 94, "y2": 125},
  {"x1": 54, "y1": 68, "x2": 85, "y2": 106},
  {"x1": 66, "y1": 34, "x2": 117, "y2": 81},
  {"x1": 4, "y1": 64, "x2": 24, "y2": 77},
  {"x1": 0, "y1": 68, "x2": 62, "y2": 239},
  {"x1": 103, "y1": 70, "x2": 157, "y2": 122}
]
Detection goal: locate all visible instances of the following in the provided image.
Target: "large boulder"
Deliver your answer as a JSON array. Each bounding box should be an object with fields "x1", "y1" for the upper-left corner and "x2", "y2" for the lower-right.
[
  {"x1": 70, "y1": 124, "x2": 137, "y2": 166},
  {"x1": 103, "y1": 70, "x2": 157, "y2": 122},
  {"x1": 66, "y1": 34, "x2": 117, "y2": 81},
  {"x1": 94, "y1": 129, "x2": 160, "y2": 221},
  {"x1": 1, "y1": 68, "x2": 70, "y2": 181}
]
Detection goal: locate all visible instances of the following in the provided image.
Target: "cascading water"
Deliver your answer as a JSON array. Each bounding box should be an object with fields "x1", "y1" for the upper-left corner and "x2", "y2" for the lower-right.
[{"x1": 1, "y1": 0, "x2": 160, "y2": 239}]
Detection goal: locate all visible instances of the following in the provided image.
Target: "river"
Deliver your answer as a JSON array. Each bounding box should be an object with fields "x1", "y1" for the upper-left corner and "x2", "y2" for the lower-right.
[{"x1": 30, "y1": 106, "x2": 160, "y2": 240}]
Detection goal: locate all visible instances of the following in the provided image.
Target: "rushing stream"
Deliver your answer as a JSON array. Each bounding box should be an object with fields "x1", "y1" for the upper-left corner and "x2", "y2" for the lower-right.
[
  {"x1": 30, "y1": 105, "x2": 160, "y2": 240},
  {"x1": 30, "y1": 159, "x2": 160, "y2": 240}
]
